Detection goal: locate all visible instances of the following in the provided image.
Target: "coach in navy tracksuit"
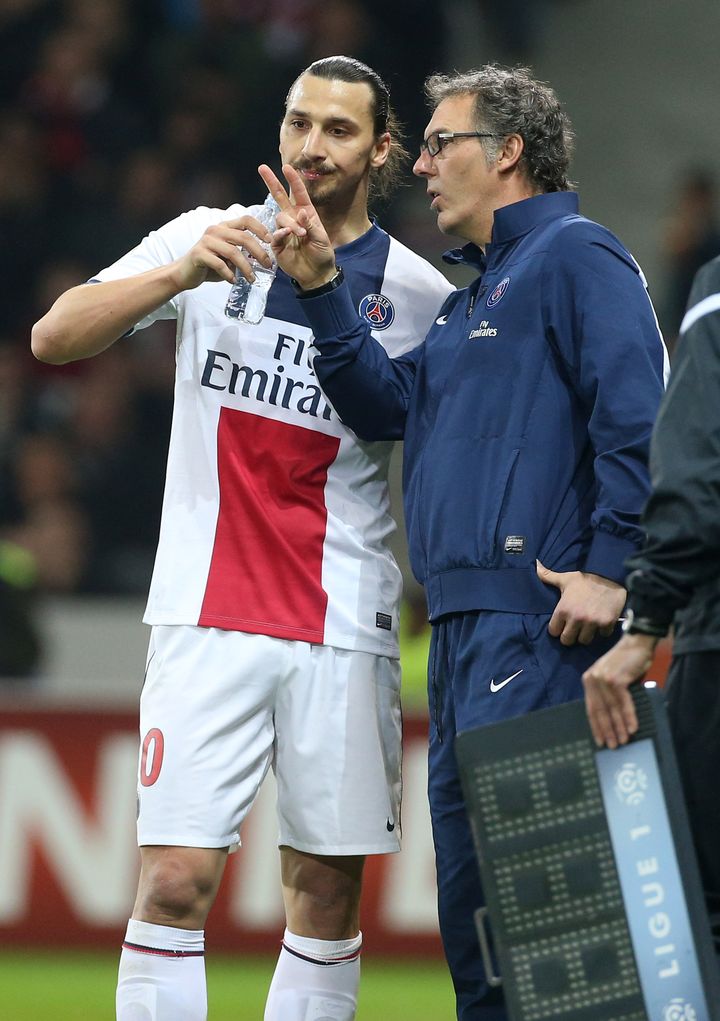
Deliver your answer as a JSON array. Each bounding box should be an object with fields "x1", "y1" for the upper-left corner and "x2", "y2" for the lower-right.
[{"x1": 267, "y1": 66, "x2": 666, "y2": 1021}]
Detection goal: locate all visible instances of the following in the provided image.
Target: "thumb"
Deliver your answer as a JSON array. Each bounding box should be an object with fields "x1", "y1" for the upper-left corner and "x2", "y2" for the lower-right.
[{"x1": 536, "y1": 559, "x2": 562, "y2": 587}]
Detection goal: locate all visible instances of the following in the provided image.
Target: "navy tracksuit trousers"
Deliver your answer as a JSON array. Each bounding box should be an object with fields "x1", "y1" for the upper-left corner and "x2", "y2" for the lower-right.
[{"x1": 427, "y1": 609, "x2": 618, "y2": 1021}]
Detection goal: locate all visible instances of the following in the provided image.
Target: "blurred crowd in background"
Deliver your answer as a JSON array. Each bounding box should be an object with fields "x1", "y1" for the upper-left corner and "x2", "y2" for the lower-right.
[{"x1": 1, "y1": 0, "x2": 719, "y2": 680}]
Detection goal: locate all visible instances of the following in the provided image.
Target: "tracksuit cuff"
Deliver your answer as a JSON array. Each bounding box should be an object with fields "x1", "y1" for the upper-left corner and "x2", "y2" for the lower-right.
[
  {"x1": 296, "y1": 279, "x2": 359, "y2": 342},
  {"x1": 583, "y1": 531, "x2": 638, "y2": 586}
]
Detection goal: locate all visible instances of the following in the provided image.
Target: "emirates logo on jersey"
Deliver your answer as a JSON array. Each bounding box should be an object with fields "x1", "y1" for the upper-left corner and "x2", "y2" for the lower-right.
[{"x1": 359, "y1": 293, "x2": 395, "y2": 330}]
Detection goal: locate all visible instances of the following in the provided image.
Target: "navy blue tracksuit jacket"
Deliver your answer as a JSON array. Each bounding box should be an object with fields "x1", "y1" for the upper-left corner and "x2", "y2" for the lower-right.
[{"x1": 301, "y1": 191, "x2": 667, "y2": 1020}]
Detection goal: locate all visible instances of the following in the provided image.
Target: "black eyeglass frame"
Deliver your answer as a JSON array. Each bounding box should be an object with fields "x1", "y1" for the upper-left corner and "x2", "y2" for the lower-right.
[{"x1": 419, "y1": 130, "x2": 501, "y2": 158}]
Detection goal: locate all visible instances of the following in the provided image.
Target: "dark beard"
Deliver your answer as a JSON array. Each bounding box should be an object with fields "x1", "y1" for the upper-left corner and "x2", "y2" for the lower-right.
[
  {"x1": 291, "y1": 163, "x2": 365, "y2": 212},
  {"x1": 291, "y1": 163, "x2": 340, "y2": 207},
  {"x1": 306, "y1": 184, "x2": 335, "y2": 207}
]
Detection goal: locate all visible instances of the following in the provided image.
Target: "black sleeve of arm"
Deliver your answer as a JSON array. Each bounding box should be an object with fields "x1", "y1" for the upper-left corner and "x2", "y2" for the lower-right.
[{"x1": 626, "y1": 257, "x2": 720, "y2": 622}]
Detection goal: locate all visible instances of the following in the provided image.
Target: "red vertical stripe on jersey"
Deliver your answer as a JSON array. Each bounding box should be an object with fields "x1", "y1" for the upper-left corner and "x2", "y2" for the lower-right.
[{"x1": 199, "y1": 408, "x2": 340, "y2": 642}]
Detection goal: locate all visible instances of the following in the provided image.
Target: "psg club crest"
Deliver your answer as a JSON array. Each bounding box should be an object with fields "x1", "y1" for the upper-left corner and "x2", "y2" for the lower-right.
[
  {"x1": 486, "y1": 276, "x2": 510, "y2": 308},
  {"x1": 359, "y1": 293, "x2": 395, "y2": 330}
]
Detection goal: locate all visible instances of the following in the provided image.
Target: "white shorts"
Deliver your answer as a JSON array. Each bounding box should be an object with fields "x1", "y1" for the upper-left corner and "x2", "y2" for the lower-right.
[{"x1": 136, "y1": 625, "x2": 402, "y2": 856}]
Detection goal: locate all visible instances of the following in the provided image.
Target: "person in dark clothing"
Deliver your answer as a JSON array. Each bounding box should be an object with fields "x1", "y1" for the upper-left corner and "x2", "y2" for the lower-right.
[
  {"x1": 263, "y1": 64, "x2": 667, "y2": 1021},
  {"x1": 583, "y1": 252, "x2": 720, "y2": 954}
]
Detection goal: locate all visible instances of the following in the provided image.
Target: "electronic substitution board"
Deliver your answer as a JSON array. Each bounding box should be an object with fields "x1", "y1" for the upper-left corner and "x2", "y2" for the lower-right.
[{"x1": 455, "y1": 684, "x2": 720, "y2": 1021}]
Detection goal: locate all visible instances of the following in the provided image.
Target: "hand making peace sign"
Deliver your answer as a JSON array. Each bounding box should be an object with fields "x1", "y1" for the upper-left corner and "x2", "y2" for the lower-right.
[{"x1": 258, "y1": 163, "x2": 338, "y2": 291}]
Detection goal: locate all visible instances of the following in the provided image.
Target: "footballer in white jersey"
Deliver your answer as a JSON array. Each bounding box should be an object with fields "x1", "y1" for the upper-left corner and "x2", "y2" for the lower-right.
[
  {"x1": 32, "y1": 55, "x2": 453, "y2": 1021},
  {"x1": 93, "y1": 207, "x2": 452, "y2": 656}
]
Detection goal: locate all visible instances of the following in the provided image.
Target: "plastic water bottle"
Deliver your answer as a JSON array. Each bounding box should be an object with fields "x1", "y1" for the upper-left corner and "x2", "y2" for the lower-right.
[{"x1": 224, "y1": 194, "x2": 280, "y2": 324}]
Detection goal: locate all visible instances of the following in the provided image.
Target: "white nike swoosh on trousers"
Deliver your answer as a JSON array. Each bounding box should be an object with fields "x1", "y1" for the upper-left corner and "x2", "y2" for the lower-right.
[
  {"x1": 435, "y1": 314, "x2": 448, "y2": 325},
  {"x1": 489, "y1": 668, "x2": 524, "y2": 693}
]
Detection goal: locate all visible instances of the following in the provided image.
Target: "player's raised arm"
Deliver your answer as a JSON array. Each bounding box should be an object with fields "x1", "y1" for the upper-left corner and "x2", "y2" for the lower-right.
[
  {"x1": 31, "y1": 269, "x2": 183, "y2": 365},
  {"x1": 31, "y1": 216, "x2": 275, "y2": 365}
]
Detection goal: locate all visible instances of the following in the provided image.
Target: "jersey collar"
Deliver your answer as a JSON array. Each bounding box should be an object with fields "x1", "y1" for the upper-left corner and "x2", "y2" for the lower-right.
[
  {"x1": 491, "y1": 191, "x2": 579, "y2": 244},
  {"x1": 442, "y1": 191, "x2": 580, "y2": 268},
  {"x1": 334, "y1": 219, "x2": 385, "y2": 261}
]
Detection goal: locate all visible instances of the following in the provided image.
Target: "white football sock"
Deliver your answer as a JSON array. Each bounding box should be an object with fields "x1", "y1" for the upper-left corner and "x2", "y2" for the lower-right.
[
  {"x1": 264, "y1": 928, "x2": 362, "y2": 1021},
  {"x1": 116, "y1": 918, "x2": 206, "y2": 1021}
]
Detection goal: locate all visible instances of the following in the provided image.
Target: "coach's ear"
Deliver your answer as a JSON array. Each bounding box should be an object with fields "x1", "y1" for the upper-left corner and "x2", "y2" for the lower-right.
[{"x1": 496, "y1": 133, "x2": 524, "y2": 175}]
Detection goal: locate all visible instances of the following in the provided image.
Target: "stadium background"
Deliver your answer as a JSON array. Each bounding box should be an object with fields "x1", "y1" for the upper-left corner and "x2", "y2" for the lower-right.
[{"x1": 0, "y1": 0, "x2": 716, "y2": 1017}]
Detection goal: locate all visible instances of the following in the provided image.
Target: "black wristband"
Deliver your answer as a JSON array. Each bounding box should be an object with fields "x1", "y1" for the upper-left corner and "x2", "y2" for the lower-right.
[
  {"x1": 621, "y1": 609, "x2": 668, "y2": 638},
  {"x1": 292, "y1": 267, "x2": 344, "y2": 298}
]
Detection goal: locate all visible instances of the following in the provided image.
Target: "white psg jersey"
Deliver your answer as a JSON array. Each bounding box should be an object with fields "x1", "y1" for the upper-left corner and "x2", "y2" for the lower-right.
[{"x1": 93, "y1": 204, "x2": 453, "y2": 656}]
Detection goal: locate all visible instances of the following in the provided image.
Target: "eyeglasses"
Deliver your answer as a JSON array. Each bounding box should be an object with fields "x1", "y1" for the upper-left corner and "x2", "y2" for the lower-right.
[{"x1": 419, "y1": 130, "x2": 500, "y2": 158}]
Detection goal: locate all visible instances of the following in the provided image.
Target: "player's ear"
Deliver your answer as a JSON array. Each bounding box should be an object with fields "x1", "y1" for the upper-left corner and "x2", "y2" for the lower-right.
[{"x1": 370, "y1": 131, "x2": 391, "y2": 169}]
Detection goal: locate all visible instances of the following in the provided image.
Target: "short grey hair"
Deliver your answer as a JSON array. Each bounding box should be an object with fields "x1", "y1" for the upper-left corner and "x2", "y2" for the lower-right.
[{"x1": 424, "y1": 65, "x2": 575, "y2": 193}]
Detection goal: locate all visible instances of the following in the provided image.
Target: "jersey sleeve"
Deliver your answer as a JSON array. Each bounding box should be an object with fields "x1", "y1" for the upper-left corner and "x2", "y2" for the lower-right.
[
  {"x1": 91, "y1": 206, "x2": 244, "y2": 333},
  {"x1": 541, "y1": 222, "x2": 667, "y2": 583},
  {"x1": 626, "y1": 257, "x2": 720, "y2": 623}
]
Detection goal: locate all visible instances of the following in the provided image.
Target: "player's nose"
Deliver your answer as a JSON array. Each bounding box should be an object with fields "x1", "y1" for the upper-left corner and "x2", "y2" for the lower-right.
[{"x1": 302, "y1": 127, "x2": 327, "y2": 160}]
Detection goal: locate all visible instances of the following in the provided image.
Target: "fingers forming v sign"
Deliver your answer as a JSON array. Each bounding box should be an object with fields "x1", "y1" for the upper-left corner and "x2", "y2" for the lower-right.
[{"x1": 257, "y1": 164, "x2": 336, "y2": 289}]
